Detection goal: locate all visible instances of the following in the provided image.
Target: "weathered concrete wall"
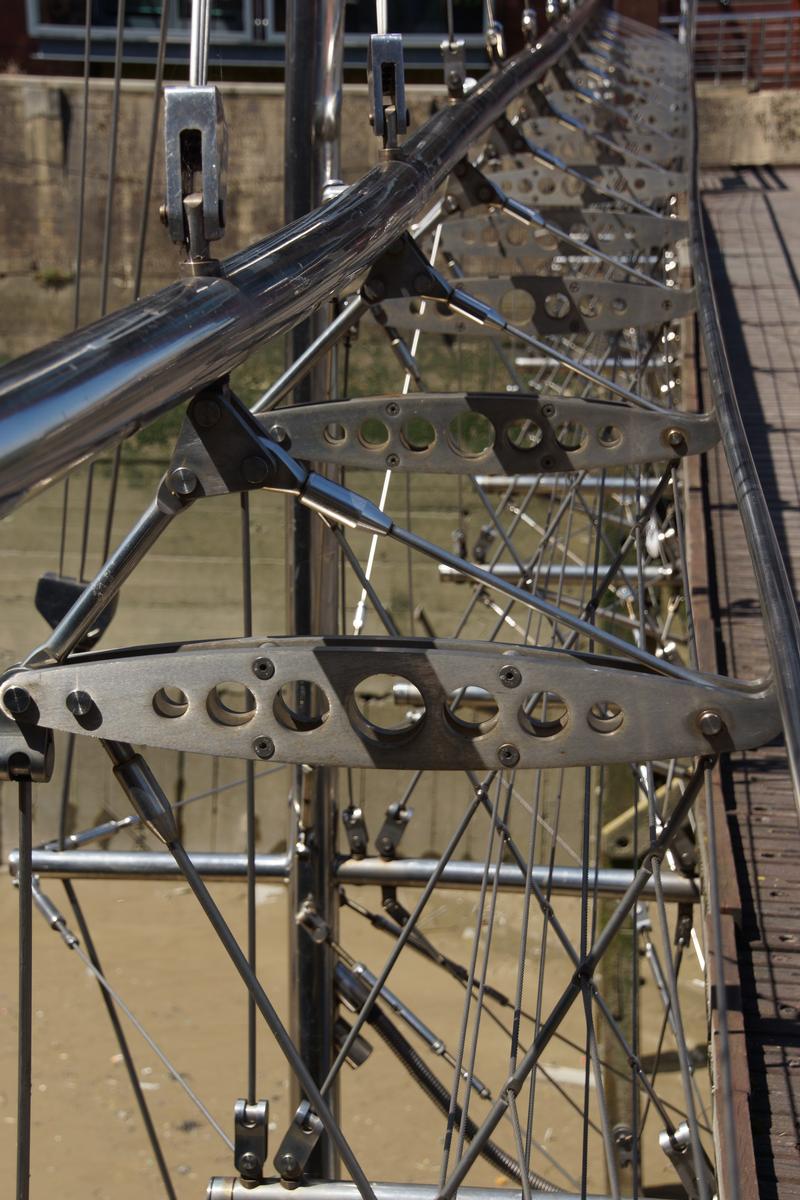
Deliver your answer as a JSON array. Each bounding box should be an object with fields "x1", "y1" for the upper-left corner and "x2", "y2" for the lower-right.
[
  {"x1": 0, "y1": 74, "x2": 799, "y2": 357},
  {"x1": 0, "y1": 74, "x2": 441, "y2": 354},
  {"x1": 697, "y1": 83, "x2": 800, "y2": 167}
]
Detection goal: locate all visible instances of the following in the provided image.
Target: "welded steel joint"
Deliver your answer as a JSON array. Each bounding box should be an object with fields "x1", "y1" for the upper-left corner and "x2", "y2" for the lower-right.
[{"x1": 162, "y1": 84, "x2": 228, "y2": 268}]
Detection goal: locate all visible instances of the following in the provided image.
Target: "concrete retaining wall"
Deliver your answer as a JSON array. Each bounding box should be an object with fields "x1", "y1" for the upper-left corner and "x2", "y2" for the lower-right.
[{"x1": 0, "y1": 74, "x2": 798, "y2": 357}]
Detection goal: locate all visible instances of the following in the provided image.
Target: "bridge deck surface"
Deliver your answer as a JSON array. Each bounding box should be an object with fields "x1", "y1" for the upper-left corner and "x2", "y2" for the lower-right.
[{"x1": 701, "y1": 165, "x2": 800, "y2": 1198}]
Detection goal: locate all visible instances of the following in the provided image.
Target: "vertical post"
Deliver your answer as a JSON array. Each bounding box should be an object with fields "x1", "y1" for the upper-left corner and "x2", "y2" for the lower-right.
[{"x1": 284, "y1": 0, "x2": 344, "y2": 1181}]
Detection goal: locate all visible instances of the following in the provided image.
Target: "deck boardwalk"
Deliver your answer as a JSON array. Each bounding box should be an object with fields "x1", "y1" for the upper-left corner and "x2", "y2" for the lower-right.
[{"x1": 701, "y1": 166, "x2": 800, "y2": 1198}]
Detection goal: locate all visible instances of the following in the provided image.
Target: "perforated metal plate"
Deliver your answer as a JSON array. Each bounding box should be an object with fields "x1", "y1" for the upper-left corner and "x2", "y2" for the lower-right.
[
  {"x1": 381, "y1": 274, "x2": 693, "y2": 337},
  {"x1": 519, "y1": 116, "x2": 682, "y2": 170},
  {"x1": 440, "y1": 210, "x2": 687, "y2": 263},
  {"x1": 3, "y1": 638, "x2": 780, "y2": 771},
  {"x1": 262, "y1": 393, "x2": 717, "y2": 474},
  {"x1": 485, "y1": 160, "x2": 687, "y2": 207},
  {"x1": 547, "y1": 90, "x2": 686, "y2": 147}
]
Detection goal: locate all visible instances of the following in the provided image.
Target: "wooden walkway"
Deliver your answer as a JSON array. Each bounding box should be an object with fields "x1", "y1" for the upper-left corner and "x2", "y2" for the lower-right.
[{"x1": 700, "y1": 166, "x2": 800, "y2": 1198}]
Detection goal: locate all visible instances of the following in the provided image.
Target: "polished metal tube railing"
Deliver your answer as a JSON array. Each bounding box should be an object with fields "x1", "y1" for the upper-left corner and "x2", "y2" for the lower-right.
[
  {"x1": 0, "y1": 0, "x2": 599, "y2": 518},
  {"x1": 10, "y1": 849, "x2": 699, "y2": 900},
  {"x1": 685, "y1": 2, "x2": 800, "y2": 812}
]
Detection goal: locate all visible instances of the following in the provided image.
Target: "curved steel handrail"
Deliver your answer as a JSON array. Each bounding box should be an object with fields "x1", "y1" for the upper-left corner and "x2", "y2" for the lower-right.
[
  {"x1": 684, "y1": 1, "x2": 800, "y2": 808},
  {"x1": 0, "y1": 0, "x2": 599, "y2": 518}
]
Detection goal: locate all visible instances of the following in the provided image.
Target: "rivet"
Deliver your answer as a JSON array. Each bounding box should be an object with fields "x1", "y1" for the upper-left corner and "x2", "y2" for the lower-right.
[
  {"x1": 253, "y1": 736, "x2": 275, "y2": 760},
  {"x1": 498, "y1": 743, "x2": 520, "y2": 767},
  {"x1": 252, "y1": 657, "x2": 275, "y2": 680},
  {"x1": 3, "y1": 686, "x2": 31, "y2": 715},
  {"x1": 168, "y1": 466, "x2": 198, "y2": 497},
  {"x1": 66, "y1": 690, "x2": 94, "y2": 718},
  {"x1": 697, "y1": 709, "x2": 724, "y2": 737}
]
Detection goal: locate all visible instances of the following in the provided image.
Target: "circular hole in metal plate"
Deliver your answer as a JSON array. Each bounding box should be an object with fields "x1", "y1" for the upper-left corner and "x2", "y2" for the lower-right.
[
  {"x1": 359, "y1": 418, "x2": 390, "y2": 449},
  {"x1": 563, "y1": 176, "x2": 582, "y2": 197},
  {"x1": 401, "y1": 417, "x2": 436, "y2": 452},
  {"x1": 480, "y1": 225, "x2": 499, "y2": 245},
  {"x1": 350, "y1": 674, "x2": 425, "y2": 741},
  {"x1": 273, "y1": 681, "x2": 330, "y2": 733},
  {"x1": 533, "y1": 227, "x2": 558, "y2": 253},
  {"x1": 544, "y1": 292, "x2": 571, "y2": 320},
  {"x1": 447, "y1": 412, "x2": 495, "y2": 458},
  {"x1": 461, "y1": 225, "x2": 478, "y2": 245},
  {"x1": 598, "y1": 424, "x2": 623, "y2": 448},
  {"x1": 324, "y1": 422, "x2": 347, "y2": 446},
  {"x1": 444, "y1": 685, "x2": 499, "y2": 739},
  {"x1": 499, "y1": 287, "x2": 535, "y2": 324},
  {"x1": 153, "y1": 686, "x2": 189, "y2": 719},
  {"x1": 206, "y1": 682, "x2": 256, "y2": 727},
  {"x1": 587, "y1": 701, "x2": 624, "y2": 734},
  {"x1": 519, "y1": 691, "x2": 569, "y2": 738},
  {"x1": 539, "y1": 176, "x2": 555, "y2": 195},
  {"x1": 506, "y1": 419, "x2": 543, "y2": 450},
  {"x1": 555, "y1": 421, "x2": 588, "y2": 451},
  {"x1": 505, "y1": 224, "x2": 527, "y2": 247}
]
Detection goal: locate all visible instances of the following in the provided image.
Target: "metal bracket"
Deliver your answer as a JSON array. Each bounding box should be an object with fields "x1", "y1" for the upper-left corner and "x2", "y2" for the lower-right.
[
  {"x1": 34, "y1": 573, "x2": 119, "y2": 655},
  {"x1": 3, "y1": 635, "x2": 780, "y2": 772},
  {"x1": 162, "y1": 84, "x2": 227, "y2": 272},
  {"x1": 165, "y1": 382, "x2": 391, "y2": 537},
  {"x1": 0, "y1": 702, "x2": 53, "y2": 783},
  {"x1": 257, "y1": 392, "x2": 719, "y2": 475},
  {"x1": 367, "y1": 33, "x2": 409, "y2": 151},
  {"x1": 441, "y1": 39, "x2": 466, "y2": 100},
  {"x1": 342, "y1": 805, "x2": 369, "y2": 858},
  {"x1": 333, "y1": 1016, "x2": 373, "y2": 1068},
  {"x1": 486, "y1": 21, "x2": 506, "y2": 69},
  {"x1": 659, "y1": 1122, "x2": 716, "y2": 1200},
  {"x1": 273, "y1": 1100, "x2": 324, "y2": 1182},
  {"x1": 375, "y1": 802, "x2": 413, "y2": 859},
  {"x1": 234, "y1": 1098, "x2": 269, "y2": 1184}
]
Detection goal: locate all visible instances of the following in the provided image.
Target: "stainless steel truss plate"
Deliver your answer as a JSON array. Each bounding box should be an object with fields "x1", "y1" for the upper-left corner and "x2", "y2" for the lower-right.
[
  {"x1": 485, "y1": 161, "x2": 687, "y2": 207},
  {"x1": 546, "y1": 90, "x2": 686, "y2": 147},
  {"x1": 262, "y1": 393, "x2": 717, "y2": 474},
  {"x1": 567, "y1": 68, "x2": 689, "y2": 120},
  {"x1": 519, "y1": 116, "x2": 681, "y2": 170},
  {"x1": 381, "y1": 275, "x2": 693, "y2": 337},
  {"x1": 2, "y1": 638, "x2": 779, "y2": 771},
  {"x1": 440, "y1": 211, "x2": 687, "y2": 264}
]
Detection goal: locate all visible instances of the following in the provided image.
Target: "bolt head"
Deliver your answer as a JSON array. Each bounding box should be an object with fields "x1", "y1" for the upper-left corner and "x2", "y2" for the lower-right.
[
  {"x1": 385, "y1": 453, "x2": 400, "y2": 468},
  {"x1": 499, "y1": 665, "x2": 521, "y2": 689},
  {"x1": 168, "y1": 466, "x2": 198, "y2": 497},
  {"x1": 385, "y1": 402, "x2": 400, "y2": 417},
  {"x1": 192, "y1": 397, "x2": 221, "y2": 428},
  {"x1": 252, "y1": 657, "x2": 275, "y2": 681},
  {"x1": 66, "y1": 690, "x2": 93, "y2": 718},
  {"x1": 698, "y1": 709, "x2": 724, "y2": 737},
  {"x1": 542, "y1": 403, "x2": 555, "y2": 418},
  {"x1": 3, "y1": 686, "x2": 31, "y2": 716},
  {"x1": 666, "y1": 428, "x2": 687, "y2": 451},
  {"x1": 238, "y1": 1151, "x2": 261, "y2": 1178},
  {"x1": 268, "y1": 424, "x2": 288, "y2": 445},
  {"x1": 158, "y1": 202, "x2": 169, "y2": 226},
  {"x1": 253, "y1": 736, "x2": 275, "y2": 760},
  {"x1": 277, "y1": 1152, "x2": 301, "y2": 1180},
  {"x1": 241, "y1": 456, "x2": 271, "y2": 486},
  {"x1": 498, "y1": 743, "x2": 520, "y2": 768}
]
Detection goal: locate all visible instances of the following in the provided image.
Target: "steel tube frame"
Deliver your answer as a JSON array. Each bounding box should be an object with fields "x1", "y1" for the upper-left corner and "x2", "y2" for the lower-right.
[
  {"x1": 685, "y1": 2, "x2": 800, "y2": 813},
  {"x1": 0, "y1": 0, "x2": 600, "y2": 517},
  {"x1": 12, "y1": 850, "x2": 699, "y2": 901},
  {"x1": 206, "y1": 1183, "x2": 644, "y2": 1200}
]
